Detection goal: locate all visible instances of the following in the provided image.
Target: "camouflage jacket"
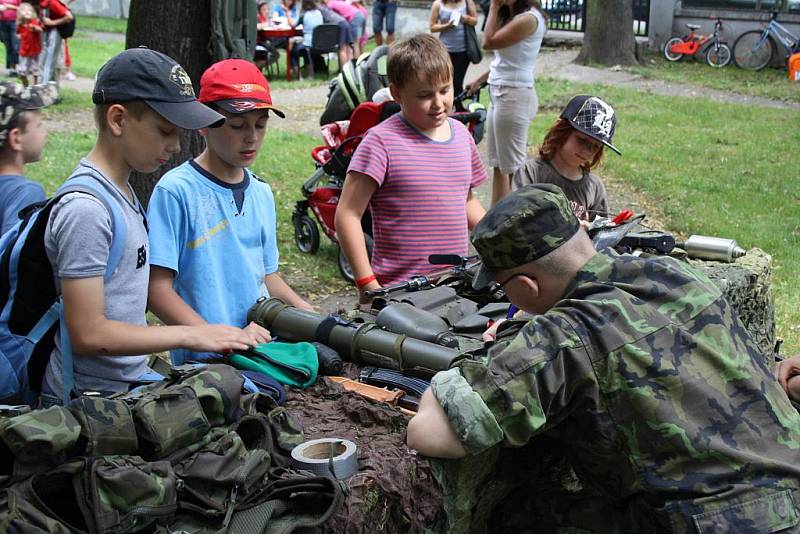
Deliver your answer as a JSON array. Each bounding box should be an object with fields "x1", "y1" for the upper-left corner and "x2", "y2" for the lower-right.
[{"x1": 432, "y1": 251, "x2": 800, "y2": 531}]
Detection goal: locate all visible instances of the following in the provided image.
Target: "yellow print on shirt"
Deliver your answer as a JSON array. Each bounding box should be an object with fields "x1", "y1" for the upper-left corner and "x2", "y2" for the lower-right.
[{"x1": 187, "y1": 219, "x2": 229, "y2": 249}]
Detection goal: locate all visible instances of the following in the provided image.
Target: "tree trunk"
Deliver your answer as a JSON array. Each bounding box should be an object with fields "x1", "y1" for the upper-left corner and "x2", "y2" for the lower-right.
[
  {"x1": 125, "y1": 0, "x2": 212, "y2": 208},
  {"x1": 576, "y1": 0, "x2": 638, "y2": 66}
]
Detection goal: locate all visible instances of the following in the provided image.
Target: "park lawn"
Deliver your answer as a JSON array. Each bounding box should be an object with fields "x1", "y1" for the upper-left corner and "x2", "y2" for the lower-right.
[
  {"x1": 75, "y1": 15, "x2": 128, "y2": 34},
  {"x1": 532, "y1": 77, "x2": 800, "y2": 352},
  {"x1": 65, "y1": 33, "x2": 125, "y2": 79},
  {"x1": 628, "y1": 53, "x2": 800, "y2": 103}
]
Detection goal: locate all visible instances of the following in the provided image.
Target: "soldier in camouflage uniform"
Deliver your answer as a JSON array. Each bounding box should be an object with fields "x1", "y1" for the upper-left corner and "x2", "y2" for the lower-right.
[{"x1": 407, "y1": 184, "x2": 800, "y2": 532}]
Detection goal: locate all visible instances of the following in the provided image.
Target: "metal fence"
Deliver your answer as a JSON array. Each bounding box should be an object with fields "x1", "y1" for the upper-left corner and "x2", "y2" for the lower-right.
[{"x1": 541, "y1": 0, "x2": 651, "y2": 36}]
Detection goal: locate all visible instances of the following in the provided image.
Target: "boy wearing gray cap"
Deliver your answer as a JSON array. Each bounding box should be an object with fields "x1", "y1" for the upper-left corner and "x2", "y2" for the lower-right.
[{"x1": 40, "y1": 48, "x2": 258, "y2": 403}]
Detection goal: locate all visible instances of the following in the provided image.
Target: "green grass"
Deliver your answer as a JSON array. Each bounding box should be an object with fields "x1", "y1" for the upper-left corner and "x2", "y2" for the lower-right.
[
  {"x1": 531, "y1": 77, "x2": 800, "y2": 352},
  {"x1": 65, "y1": 35, "x2": 125, "y2": 79},
  {"x1": 74, "y1": 15, "x2": 128, "y2": 34},
  {"x1": 45, "y1": 88, "x2": 90, "y2": 113},
  {"x1": 629, "y1": 52, "x2": 800, "y2": 103}
]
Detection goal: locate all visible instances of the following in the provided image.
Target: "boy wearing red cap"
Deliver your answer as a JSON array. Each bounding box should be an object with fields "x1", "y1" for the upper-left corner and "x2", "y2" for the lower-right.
[{"x1": 147, "y1": 59, "x2": 313, "y2": 366}]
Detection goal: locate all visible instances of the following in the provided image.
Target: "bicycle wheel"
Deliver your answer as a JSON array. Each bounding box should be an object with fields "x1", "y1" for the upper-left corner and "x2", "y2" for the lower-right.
[
  {"x1": 706, "y1": 42, "x2": 732, "y2": 68},
  {"x1": 733, "y1": 31, "x2": 774, "y2": 70},
  {"x1": 663, "y1": 37, "x2": 685, "y2": 62}
]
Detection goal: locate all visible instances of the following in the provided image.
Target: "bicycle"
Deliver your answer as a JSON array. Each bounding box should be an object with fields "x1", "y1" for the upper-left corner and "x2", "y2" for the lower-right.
[
  {"x1": 733, "y1": 11, "x2": 800, "y2": 71},
  {"x1": 663, "y1": 17, "x2": 731, "y2": 68}
]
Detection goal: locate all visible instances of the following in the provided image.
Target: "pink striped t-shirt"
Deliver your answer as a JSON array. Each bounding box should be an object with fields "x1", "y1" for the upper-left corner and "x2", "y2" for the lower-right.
[{"x1": 347, "y1": 114, "x2": 488, "y2": 286}]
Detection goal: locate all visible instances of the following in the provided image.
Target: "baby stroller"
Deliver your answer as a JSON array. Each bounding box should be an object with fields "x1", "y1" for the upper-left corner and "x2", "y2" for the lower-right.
[{"x1": 292, "y1": 88, "x2": 487, "y2": 284}]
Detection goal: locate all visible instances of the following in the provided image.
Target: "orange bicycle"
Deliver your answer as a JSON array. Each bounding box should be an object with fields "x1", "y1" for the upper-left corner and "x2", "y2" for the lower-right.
[{"x1": 663, "y1": 17, "x2": 731, "y2": 68}]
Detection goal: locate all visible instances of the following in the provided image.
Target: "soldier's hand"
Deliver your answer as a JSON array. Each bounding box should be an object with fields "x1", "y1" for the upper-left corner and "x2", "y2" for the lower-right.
[
  {"x1": 774, "y1": 353, "x2": 800, "y2": 402},
  {"x1": 243, "y1": 321, "x2": 272, "y2": 344}
]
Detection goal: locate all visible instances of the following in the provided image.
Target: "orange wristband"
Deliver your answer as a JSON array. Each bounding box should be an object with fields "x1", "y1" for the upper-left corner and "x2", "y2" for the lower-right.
[{"x1": 355, "y1": 274, "x2": 377, "y2": 289}]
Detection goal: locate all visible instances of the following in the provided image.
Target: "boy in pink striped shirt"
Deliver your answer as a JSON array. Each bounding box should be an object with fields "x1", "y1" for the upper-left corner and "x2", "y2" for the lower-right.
[{"x1": 335, "y1": 33, "x2": 487, "y2": 303}]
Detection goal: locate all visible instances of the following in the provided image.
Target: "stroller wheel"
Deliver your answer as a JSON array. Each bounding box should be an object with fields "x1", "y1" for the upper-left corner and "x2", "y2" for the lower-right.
[
  {"x1": 338, "y1": 234, "x2": 373, "y2": 284},
  {"x1": 294, "y1": 214, "x2": 320, "y2": 254}
]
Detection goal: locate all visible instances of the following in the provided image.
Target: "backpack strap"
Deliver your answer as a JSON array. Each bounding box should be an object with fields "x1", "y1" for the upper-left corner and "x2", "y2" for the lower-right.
[{"x1": 52, "y1": 174, "x2": 129, "y2": 404}]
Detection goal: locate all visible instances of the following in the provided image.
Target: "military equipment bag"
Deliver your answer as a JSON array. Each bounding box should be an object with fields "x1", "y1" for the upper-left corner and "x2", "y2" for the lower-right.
[{"x1": 0, "y1": 364, "x2": 345, "y2": 533}]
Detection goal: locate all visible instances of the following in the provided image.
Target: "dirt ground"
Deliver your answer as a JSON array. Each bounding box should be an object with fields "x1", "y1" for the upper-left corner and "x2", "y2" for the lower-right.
[{"x1": 55, "y1": 46, "x2": 791, "y2": 312}]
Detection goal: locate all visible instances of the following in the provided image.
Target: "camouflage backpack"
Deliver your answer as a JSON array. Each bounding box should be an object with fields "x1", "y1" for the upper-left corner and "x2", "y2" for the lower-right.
[{"x1": 0, "y1": 364, "x2": 345, "y2": 533}]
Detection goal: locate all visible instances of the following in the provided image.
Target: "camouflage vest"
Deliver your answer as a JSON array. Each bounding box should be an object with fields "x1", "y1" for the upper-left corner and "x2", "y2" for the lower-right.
[{"x1": 0, "y1": 364, "x2": 344, "y2": 533}]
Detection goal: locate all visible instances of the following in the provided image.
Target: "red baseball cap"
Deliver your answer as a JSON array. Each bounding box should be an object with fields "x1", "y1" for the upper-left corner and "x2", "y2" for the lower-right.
[{"x1": 198, "y1": 59, "x2": 285, "y2": 118}]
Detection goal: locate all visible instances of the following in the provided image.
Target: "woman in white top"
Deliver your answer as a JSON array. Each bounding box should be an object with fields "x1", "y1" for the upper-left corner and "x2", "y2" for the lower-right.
[
  {"x1": 429, "y1": 0, "x2": 478, "y2": 103},
  {"x1": 465, "y1": 0, "x2": 546, "y2": 205}
]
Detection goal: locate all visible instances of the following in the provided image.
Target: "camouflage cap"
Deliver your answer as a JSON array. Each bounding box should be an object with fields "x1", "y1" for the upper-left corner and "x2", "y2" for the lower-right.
[
  {"x1": 0, "y1": 81, "x2": 59, "y2": 148},
  {"x1": 471, "y1": 184, "x2": 580, "y2": 289}
]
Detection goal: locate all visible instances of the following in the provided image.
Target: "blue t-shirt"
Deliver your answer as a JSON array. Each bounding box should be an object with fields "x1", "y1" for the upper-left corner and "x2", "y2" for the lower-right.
[
  {"x1": 301, "y1": 9, "x2": 324, "y2": 46},
  {"x1": 271, "y1": 2, "x2": 299, "y2": 21},
  {"x1": 147, "y1": 160, "x2": 280, "y2": 365},
  {"x1": 0, "y1": 175, "x2": 45, "y2": 235}
]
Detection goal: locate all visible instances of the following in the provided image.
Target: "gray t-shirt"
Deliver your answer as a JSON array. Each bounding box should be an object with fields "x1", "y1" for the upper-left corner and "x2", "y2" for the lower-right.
[
  {"x1": 42, "y1": 159, "x2": 150, "y2": 395},
  {"x1": 512, "y1": 158, "x2": 608, "y2": 221}
]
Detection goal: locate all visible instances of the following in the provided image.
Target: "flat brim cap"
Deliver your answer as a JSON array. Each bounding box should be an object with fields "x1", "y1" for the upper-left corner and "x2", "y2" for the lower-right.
[
  {"x1": 145, "y1": 100, "x2": 225, "y2": 129},
  {"x1": 198, "y1": 59, "x2": 285, "y2": 119},
  {"x1": 92, "y1": 47, "x2": 225, "y2": 129},
  {"x1": 211, "y1": 98, "x2": 285, "y2": 118},
  {"x1": 561, "y1": 94, "x2": 621, "y2": 156},
  {"x1": 471, "y1": 184, "x2": 581, "y2": 290}
]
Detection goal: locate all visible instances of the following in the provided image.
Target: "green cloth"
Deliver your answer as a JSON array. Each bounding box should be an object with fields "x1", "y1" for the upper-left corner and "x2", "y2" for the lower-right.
[{"x1": 230, "y1": 342, "x2": 318, "y2": 388}]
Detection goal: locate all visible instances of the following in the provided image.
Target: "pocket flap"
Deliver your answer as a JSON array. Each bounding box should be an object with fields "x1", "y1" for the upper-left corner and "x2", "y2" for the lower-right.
[{"x1": 692, "y1": 489, "x2": 800, "y2": 533}]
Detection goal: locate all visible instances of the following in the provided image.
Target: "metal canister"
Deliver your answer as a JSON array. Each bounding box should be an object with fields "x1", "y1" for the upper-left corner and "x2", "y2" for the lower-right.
[{"x1": 683, "y1": 235, "x2": 746, "y2": 263}]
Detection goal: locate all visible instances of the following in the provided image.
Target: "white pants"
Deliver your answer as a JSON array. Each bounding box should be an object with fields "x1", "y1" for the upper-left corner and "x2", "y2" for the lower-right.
[{"x1": 486, "y1": 84, "x2": 538, "y2": 175}]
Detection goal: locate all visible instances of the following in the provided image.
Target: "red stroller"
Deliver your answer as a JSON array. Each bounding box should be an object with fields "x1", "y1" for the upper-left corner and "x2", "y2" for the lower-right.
[{"x1": 292, "y1": 91, "x2": 487, "y2": 283}]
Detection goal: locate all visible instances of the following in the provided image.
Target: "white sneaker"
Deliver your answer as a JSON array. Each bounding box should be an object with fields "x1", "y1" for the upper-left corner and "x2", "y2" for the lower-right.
[{"x1": 64, "y1": 71, "x2": 77, "y2": 81}]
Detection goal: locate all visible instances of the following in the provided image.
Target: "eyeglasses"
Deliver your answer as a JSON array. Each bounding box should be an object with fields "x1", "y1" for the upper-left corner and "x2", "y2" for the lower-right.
[{"x1": 495, "y1": 272, "x2": 532, "y2": 290}]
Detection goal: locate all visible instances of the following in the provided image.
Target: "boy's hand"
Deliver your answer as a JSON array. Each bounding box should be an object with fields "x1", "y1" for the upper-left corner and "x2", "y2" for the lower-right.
[
  {"x1": 243, "y1": 321, "x2": 272, "y2": 344},
  {"x1": 183, "y1": 324, "x2": 258, "y2": 353},
  {"x1": 358, "y1": 280, "x2": 381, "y2": 306}
]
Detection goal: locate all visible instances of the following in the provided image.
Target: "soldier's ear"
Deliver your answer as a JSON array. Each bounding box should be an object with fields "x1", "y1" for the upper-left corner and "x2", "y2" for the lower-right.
[{"x1": 518, "y1": 274, "x2": 539, "y2": 300}]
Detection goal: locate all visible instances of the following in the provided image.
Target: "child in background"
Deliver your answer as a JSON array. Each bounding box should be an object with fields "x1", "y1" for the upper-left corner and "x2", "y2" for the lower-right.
[
  {"x1": 147, "y1": 59, "x2": 314, "y2": 366},
  {"x1": 290, "y1": 0, "x2": 323, "y2": 79},
  {"x1": 15, "y1": 2, "x2": 41, "y2": 86},
  {"x1": 335, "y1": 34, "x2": 487, "y2": 302},
  {"x1": 513, "y1": 95, "x2": 620, "y2": 224},
  {"x1": 0, "y1": 81, "x2": 55, "y2": 234}
]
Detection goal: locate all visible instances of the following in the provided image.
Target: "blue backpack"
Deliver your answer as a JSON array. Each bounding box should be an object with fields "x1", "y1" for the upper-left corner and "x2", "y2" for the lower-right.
[{"x1": 0, "y1": 175, "x2": 127, "y2": 405}]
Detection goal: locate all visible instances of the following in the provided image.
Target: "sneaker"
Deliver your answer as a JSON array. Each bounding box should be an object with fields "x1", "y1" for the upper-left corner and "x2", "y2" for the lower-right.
[{"x1": 63, "y1": 71, "x2": 77, "y2": 81}]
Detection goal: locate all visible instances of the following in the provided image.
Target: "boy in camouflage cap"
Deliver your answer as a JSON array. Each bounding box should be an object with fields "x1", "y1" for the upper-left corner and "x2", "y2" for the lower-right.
[
  {"x1": 408, "y1": 184, "x2": 800, "y2": 531},
  {"x1": 0, "y1": 81, "x2": 58, "y2": 234}
]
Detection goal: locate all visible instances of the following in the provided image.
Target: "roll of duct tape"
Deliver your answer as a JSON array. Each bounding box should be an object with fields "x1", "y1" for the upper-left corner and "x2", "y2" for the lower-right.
[{"x1": 290, "y1": 437, "x2": 358, "y2": 480}]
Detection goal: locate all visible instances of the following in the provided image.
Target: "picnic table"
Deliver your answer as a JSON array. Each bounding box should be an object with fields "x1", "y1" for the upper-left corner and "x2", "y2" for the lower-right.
[{"x1": 261, "y1": 27, "x2": 304, "y2": 81}]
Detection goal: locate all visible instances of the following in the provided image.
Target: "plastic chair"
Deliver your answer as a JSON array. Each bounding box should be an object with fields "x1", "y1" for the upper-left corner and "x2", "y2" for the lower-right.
[{"x1": 310, "y1": 24, "x2": 342, "y2": 75}]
